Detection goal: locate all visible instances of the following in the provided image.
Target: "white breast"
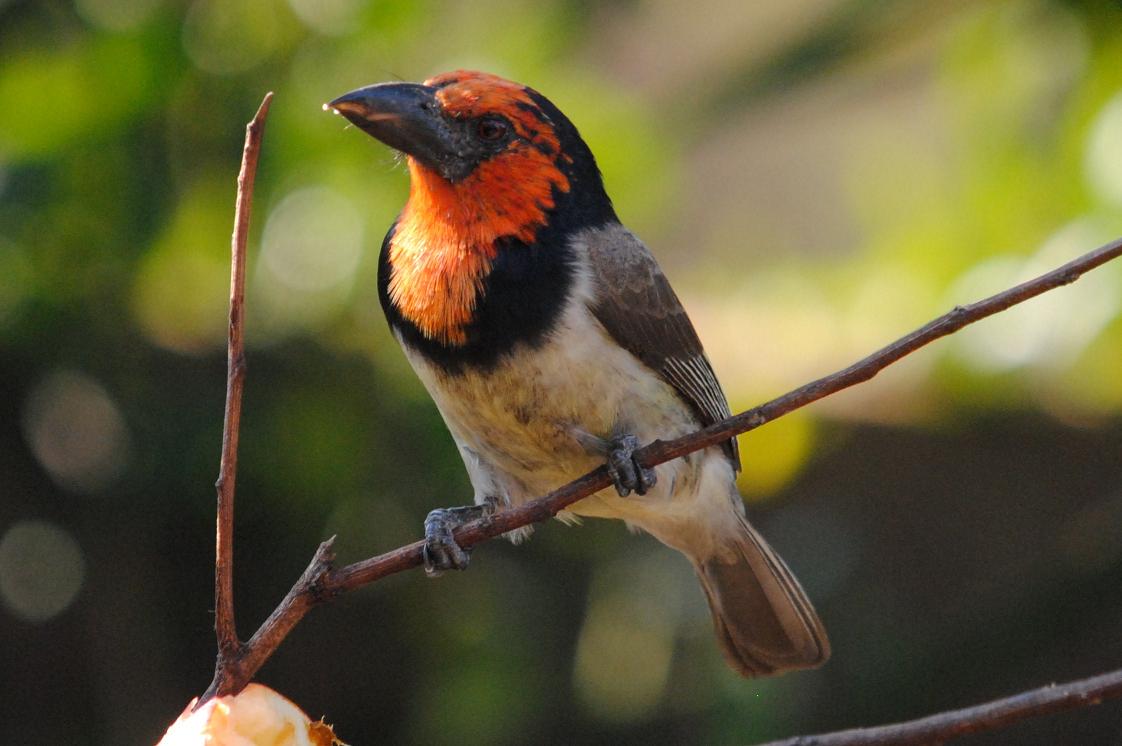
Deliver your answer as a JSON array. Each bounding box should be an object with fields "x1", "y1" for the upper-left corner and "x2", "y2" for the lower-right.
[
  {"x1": 406, "y1": 240, "x2": 676, "y2": 474},
  {"x1": 410, "y1": 300, "x2": 683, "y2": 474}
]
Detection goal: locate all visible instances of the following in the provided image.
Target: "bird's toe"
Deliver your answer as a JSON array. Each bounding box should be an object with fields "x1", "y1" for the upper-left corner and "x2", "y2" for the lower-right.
[
  {"x1": 422, "y1": 507, "x2": 475, "y2": 576},
  {"x1": 608, "y1": 434, "x2": 655, "y2": 497}
]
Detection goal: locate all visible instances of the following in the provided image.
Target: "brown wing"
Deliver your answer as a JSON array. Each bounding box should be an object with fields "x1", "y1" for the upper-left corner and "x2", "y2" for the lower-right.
[{"x1": 581, "y1": 224, "x2": 740, "y2": 470}]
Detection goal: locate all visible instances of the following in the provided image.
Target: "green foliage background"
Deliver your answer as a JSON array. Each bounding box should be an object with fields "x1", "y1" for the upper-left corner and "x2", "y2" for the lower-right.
[{"x1": 2, "y1": 1, "x2": 1121, "y2": 743}]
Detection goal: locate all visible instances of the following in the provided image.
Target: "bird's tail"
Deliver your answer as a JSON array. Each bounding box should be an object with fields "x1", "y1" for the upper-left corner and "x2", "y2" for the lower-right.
[{"x1": 694, "y1": 512, "x2": 830, "y2": 677}]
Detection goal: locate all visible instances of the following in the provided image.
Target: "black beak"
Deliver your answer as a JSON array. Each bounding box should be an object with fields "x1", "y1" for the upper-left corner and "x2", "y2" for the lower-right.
[{"x1": 327, "y1": 83, "x2": 459, "y2": 176}]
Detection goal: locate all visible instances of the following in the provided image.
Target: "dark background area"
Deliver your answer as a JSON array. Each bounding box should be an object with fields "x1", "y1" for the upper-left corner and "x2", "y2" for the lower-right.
[{"x1": 2, "y1": 0, "x2": 1121, "y2": 743}]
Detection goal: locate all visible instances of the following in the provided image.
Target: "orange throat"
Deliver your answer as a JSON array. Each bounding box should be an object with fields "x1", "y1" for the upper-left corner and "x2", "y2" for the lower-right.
[{"x1": 387, "y1": 153, "x2": 569, "y2": 346}]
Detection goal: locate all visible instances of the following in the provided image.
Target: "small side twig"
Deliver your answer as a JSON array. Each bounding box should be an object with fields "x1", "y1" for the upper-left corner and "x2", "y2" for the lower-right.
[
  {"x1": 204, "y1": 91, "x2": 273, "y2": 704},
  {"x1": 759, "y1": 666, "x2": 1122, "y2": 745}
]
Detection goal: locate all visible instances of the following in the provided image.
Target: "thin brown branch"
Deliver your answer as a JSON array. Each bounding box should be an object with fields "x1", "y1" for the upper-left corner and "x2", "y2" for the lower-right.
[
  {"x1": 330, "y1": 234, "x2": 1122, "y2": 588},
  {"x1": 641, "y1": 234, "x2": 1122, "y2": 468},
  {"x1": 202, "y1": 231, "x2": 1122, "y2": 707},
  {"x1": 208, "y1": 92, "x2": 273, "y2": 697},
  {"x1": 758, "y1": 666, "x2": 1122, "y2": 745}
]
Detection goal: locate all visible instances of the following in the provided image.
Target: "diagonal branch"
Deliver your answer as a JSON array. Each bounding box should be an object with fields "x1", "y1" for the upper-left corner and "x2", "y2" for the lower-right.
[
  {"x1": 330, "y1": 233, "x2": 1122, "y2": 588},
  {"x1": 758, "y1": 666, "x2": 1122, "y2": 745}
]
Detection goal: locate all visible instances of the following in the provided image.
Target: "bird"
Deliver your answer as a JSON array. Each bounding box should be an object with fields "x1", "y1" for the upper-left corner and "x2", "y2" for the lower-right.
[{"x1": 326, "y1": 70, "x2": 829, "y2": 677}]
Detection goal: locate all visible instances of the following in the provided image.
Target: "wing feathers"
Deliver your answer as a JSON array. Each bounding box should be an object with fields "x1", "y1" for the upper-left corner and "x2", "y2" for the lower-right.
[{"x1": 580, "y1": 224, "x2": 740, "y2": 469}]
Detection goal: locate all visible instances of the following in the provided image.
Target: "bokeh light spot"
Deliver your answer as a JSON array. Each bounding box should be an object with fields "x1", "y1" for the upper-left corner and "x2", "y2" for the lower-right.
[
  {"x1": 736, "y1": 410, "x2": 815, "y2": 500},
  {"x1": 261, "y1": 185, "x2": 363, "y2": 293},
  {"x1": 0, "y1": 520, "x2": 86, "y2": 623},
  {"x1": 182, "y1": 0, "x2": 282, "y2": 75},
  {"x1": 133, "y1": 180, "x2": 233, "y2": 354},
  {"x1": 75, "y1": 0, "x2": 164, "y2": 31},
  {"x1": 0, "y1": 36, "x2": 154, "y2": 158},
  {"x1": 573, "y1": 551, "x2": 690, "y2": 722},
  {"x1": 253, "y1": 185, "x2": 364, "y2": 336},
  {"x1": 574, "y1": 595, "x2": 673, "y2": 721},
  {"x1": 1085, "y1": 90, "x2": 1122, "y2": 207},
  {"x1": 22, "y1": 370, "x2": 131, "y2": 494},
  {"x1": 286, "y1": 0, "x2": 362, "y2": 36},
  {"x1": 949, "y1": 220, "x2": 1122, "y2": 372}
]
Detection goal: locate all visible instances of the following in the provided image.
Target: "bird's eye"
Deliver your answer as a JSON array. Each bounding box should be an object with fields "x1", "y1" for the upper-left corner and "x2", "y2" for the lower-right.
[{"x1": 476, "y1": 118, "x2": 509, "y2": 141}]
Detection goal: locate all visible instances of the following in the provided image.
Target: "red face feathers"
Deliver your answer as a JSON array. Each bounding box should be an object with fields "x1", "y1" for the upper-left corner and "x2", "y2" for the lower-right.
[{"x1": 329, "y1": 71, "x2": 608, "y2": 347}]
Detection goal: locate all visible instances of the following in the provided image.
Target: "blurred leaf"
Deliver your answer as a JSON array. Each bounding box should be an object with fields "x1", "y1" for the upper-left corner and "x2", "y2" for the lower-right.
[
  {"x1": 131, "y1": 178, "x2": 232, "y2": 353},
  {"x1": 0, "y1": 34, "x2": 158, "y2": 158}
]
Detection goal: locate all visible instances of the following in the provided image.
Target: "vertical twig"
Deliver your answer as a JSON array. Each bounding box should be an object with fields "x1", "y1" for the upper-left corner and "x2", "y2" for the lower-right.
[{"x1": 211, "y1": 92, "x2": 273, "y2": 694}]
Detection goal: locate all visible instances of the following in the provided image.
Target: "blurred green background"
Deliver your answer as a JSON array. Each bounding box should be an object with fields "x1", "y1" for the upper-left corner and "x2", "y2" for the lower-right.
[{"x1": 2, "y1": 0, "x2": 1122, "y2": 743}]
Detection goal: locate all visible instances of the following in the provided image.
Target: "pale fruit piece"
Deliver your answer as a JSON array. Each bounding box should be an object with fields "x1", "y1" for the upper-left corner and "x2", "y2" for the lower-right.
[{"x1": 157, "y1": 683, "x2": 340, "y2": 746}]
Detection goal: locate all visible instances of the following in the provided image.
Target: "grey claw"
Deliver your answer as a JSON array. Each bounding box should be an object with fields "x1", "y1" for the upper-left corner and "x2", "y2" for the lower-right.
[
  {"x1": 422, "y1": 542, "x2": 469, "y2": 577},
  {"x1": 422, "y1": 504, "x2": 490, "y2": 577},
  {"x1": 607, "y1": 434, "x2": 656, "y2": 497},
  {"x1": 607, "y1": 452, "x2": 635, "y2": 497},
  {"x1": 422, "y1": 545, "x2": 444, "y2": 577}
]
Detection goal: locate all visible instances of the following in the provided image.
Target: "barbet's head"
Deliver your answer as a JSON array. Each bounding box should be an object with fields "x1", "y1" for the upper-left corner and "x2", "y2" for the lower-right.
[
  {"x1": 328, "y1": 70, "x2": 613, "y2": 245},
  {"x1": 328, "y1": 72, "x2": 616, "y2": 349}
]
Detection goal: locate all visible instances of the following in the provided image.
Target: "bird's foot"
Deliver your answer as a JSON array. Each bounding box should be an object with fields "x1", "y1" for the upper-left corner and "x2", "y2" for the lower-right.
[
  {"x1": 423, "y1": 503, "x2": 493, "y2": 577},
  {"x1": 607, "y1": 434, "x2": 657, "y2": 497}
]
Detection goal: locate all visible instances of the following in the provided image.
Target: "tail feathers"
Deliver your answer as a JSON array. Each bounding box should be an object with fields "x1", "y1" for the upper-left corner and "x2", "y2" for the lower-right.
[{"x1": 695, "y1": 513, "x2": 830, "y2": 677}]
